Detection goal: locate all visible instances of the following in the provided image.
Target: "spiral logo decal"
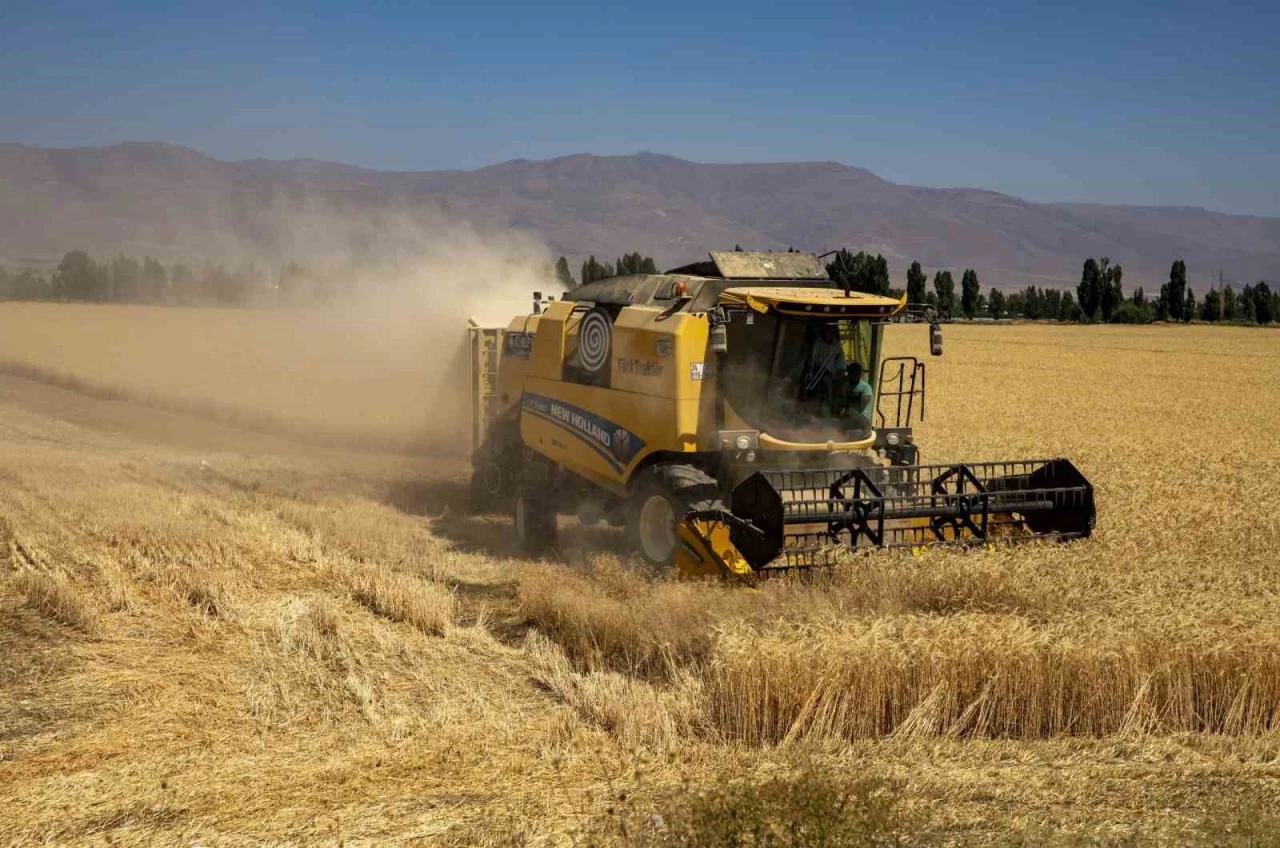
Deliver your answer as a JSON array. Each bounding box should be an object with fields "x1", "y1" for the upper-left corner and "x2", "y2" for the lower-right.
[{"x1": 576, "y1": 308, "x2": 612, "y2": 373}]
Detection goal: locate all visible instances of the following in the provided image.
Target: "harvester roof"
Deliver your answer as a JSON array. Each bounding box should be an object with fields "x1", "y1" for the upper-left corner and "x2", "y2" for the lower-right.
[
  {"x1": 561, "y1": 251, "x2": 903, "y2": 317},
  {"x1": 722, "y1": 286, "x2": 904, "y2": 318}
]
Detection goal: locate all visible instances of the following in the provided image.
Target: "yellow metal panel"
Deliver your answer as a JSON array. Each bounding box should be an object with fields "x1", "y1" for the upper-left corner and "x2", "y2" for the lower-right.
[
  {"x1": 675, "y1": 518, "x2": 754, "y2": 579},
  {"x1": 670, "y1": 311, "x2": 711, "y2": 402},
  {"x1": 528, "y1": 301, "x2": 573, "y2": 380},
  {"x1": 609, "y1": 307, "x2": 676, "y2": 396},
  {"x1": 609, "y1": 307, "x2": 710, "y2": 401},
  {"x1": 520, "y1": 376, "x2": 686, "y2": 496},
  {"x1": 488, "y1": 315, "x2": 539, "y2": 419}
]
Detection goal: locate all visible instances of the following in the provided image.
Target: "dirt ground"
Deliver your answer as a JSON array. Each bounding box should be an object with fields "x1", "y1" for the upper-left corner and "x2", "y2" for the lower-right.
[{"x1": 1, "y1": 310, "x2": 1278, "y2": 845}]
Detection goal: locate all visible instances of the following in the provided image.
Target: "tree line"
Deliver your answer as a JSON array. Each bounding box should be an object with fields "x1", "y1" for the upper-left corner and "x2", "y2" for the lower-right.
[
  {"x1": 0, "y1": 250, "x2": 351, "y2": 307},
  {"x1": 823, "y1": 248, "x2": 1276, "y2": 325},
  {"x1": 5, "y1": 247, "x2": 1276, "y2": 325},
  {"x1": 554, "y1": 252, "x2": 660, "y2": 287},
  {"x1": 3, "y1": 249, "x2": 661, "y2": 306}
]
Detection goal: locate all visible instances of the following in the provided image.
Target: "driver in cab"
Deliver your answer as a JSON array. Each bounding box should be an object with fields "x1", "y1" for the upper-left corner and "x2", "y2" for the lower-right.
[
  {"x1": 843, "y1": 361, "x2": 874, "y2": 435},
  {"x1": 787, "y1": 323, "x2": 846, "y2": 415}
]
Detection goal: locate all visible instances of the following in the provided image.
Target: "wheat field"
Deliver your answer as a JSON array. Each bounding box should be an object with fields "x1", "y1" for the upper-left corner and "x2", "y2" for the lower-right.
[{"x1": 1, "y1": 303, "x2": 1278, "y2": 845}]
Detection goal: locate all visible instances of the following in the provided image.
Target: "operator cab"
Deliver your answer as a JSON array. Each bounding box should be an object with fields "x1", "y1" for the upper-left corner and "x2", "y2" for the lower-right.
[
  {"x1": 715, "y1": 281, "x2": 901, "y2": 448},
  {"x1": 722, "y1": 311, "x2": 883, "y2": 444}
]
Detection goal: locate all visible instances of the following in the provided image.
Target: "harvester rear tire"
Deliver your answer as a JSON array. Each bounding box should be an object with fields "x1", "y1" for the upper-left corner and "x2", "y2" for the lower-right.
[
  {"x1": 627, "y1": 464, "x2": 723, "y2": 567},
  {"x1": 469, "y1": 460, "x2": 505, "y2": 514},
  {"x1": 513, "y1": 488, "x2": 557, "y2": 556}
]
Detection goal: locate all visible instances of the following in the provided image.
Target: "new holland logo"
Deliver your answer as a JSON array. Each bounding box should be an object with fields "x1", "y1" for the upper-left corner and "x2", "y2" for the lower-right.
[
  {"x1": 521, "y1": 393, "x2": 646, "y2": 471},
  {"x1": 611, "y1": 428, "x2": 633, "y2": 464}
]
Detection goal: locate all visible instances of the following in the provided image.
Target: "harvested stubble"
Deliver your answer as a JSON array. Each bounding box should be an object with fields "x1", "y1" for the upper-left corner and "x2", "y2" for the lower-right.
[
  {"x1": 339, "y1": 561, "x2": 457, "y2": 637},
  {"x1": 14, "y1": 569, "x2": 97, "y2": 632}
]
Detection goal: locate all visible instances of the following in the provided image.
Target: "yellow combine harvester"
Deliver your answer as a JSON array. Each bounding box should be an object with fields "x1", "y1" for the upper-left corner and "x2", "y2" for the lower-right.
[{"x1": 467, "y1": 251, "x2": 1093, "y2": 577}]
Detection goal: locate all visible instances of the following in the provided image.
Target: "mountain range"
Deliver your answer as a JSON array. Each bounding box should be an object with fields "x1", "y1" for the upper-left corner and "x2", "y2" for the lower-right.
[{"x1": 3, "y1": 141, "x2": 1278, "y2": 289}]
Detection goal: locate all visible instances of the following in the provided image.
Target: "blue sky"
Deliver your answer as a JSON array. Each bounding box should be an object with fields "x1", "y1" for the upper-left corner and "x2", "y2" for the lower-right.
[{"x1": 3, "y1": 0, "x2": 1278, "y2": 215}]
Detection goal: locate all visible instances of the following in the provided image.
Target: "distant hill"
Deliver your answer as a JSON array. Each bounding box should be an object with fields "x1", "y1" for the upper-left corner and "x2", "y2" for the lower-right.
[{"x1": 3, "y1": 141, "x2": 1279, "y2": 289}]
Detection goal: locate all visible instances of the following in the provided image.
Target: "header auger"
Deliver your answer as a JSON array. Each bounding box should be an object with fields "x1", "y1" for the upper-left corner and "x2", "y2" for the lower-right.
[{"x1": 466, "y1": 250, "x2": 1094, "y2": 577}]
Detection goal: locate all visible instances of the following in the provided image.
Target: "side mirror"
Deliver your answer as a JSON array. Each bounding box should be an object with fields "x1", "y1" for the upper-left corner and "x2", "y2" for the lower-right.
[
  {"x1": 532, "y1": 291, "x2": 543, "y2": 315},
  {"x1": 929, "y1": 323, "x2": 943, "y2": 356}
]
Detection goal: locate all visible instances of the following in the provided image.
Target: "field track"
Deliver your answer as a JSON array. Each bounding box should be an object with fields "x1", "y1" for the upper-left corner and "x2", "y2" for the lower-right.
[{"x1": 1, "y1": 306, "x2": 1279, "y2": 844}]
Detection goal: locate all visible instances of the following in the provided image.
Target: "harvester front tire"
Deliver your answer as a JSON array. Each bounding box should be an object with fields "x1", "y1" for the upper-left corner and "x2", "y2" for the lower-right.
[
  {"x1": 627, "y1": 465, "x2": 722, "y2": 567},
  {"x1": 513, "y1": 489, "x2": 557, "y2": 556}
]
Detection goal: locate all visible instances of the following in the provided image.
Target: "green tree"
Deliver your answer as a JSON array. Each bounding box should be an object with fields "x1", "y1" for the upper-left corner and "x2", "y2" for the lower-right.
[
  {"x1": 870, "y1": 253, "x2": 890, "y2": 296},
  {"x1": 53, "y1": 250, "x2": 109, "y2": 301},
  {"x1": 1184, "y1": 286, "x2": 1196, "y2": 322},
  {"x1": 1020, "y1": 285, "x2": 1044, "y2": 319},
  {"x1": 1200, "y1": 287, "x2": 1222, "y2": 322},
  {"x1": 9, "y1": 269, "x2": 49, "y2": 300},
  {"x1": 906, "y1": 261, "x2": 927, "y2": 304},
  {"x1": 932, "y1": 270, "x2": 956, "y2": 316},
  {"x1": 1109, "y1": 301, "x2": 1153, "y2": 323},
  {"x1": 554, "y1": 256, "x2": 574, "y2": 288},
  {"x1": 580, "y1": 255, "x2": 614, "y2": 285},
  {"x1": 1059, "y1": 291, "x2": 1082, "y2": 322},
  {"x1": 1160, "y1": 259, "x2": 1188, "y2": 322},
  {"x1": 1222, "y1": 284, "x2": 1238, "y2": 320},
  {"x1": 1005, "y1": 290, "x2": 1025, "y2": 317},
  {"x1": 142, "y1": 256, "x2": 168, "y2": 302},
  {"x1": 1100, "y1": 262, "x2": 1123, "y2": 321},
  {"x1": 111, "y1": 254, "x2": 143, "y2": 303},
  {"x1": 1078, "y1": 257, "x2": 1102, "y2": 320},
  {"x1": 988, "y1": 288, "x2": 1006, "y2": 319},
  {"x1": 1241, "y1": 284, "x2": 1257, "y2": 322},
  {"x1": 1045, "y1": 288, "x2": 1064, "y2": 320},
  {"x1": 960, "y1": 269, "x2": 981, "y2": 318},
  {"x1": 616, "y1": 252, "x2": 659, "y2": 276},
  {"x1": 1254, "y1": 282, "x2": 1275, "y2": 324},
  {"x1": 826, "y1": 249, "x2": 890, "y2": 296}
]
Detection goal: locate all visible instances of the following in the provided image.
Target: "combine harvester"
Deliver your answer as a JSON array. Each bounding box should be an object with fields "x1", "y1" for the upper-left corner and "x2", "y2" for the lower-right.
[{"x1": 467, "y1": 251, "x2": 1093, "y2": 577}]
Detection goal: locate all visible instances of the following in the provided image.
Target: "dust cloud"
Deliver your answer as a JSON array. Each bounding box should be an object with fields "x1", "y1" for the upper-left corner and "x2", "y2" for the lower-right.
[
  {"x1": 306, "y1": 214, "x2": 557, "y2": 450},
  {"x1": 0, "y1": 208, "x2": 562, "y2": 455}
]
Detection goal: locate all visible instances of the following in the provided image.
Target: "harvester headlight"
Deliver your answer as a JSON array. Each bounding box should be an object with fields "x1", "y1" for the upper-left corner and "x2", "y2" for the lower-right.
[
  {"x1": 735, "y1": 435, "x2": 751, "y2": 450},
  {"x1": 886, "y1": 432, "x2": 901, "y2": 447}
]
